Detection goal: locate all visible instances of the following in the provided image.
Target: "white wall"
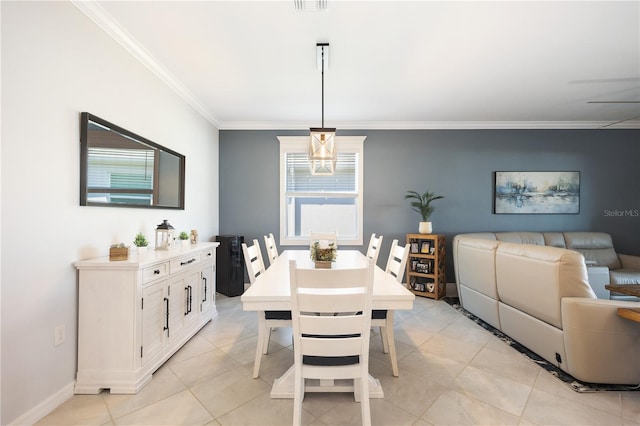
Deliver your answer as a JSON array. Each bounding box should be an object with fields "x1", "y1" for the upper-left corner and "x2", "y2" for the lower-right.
[{"x1": 1, "y1": 2, "x2": 219, "y2": 423}]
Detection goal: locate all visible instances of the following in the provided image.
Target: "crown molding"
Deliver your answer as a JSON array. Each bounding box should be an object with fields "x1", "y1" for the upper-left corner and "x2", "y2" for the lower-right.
[
  {"x1": 218, "y1": 120, "x2": 640, "y2": 131},
  {"x1": 71, "y1": 0, "x2": 220, "y2": 128}
]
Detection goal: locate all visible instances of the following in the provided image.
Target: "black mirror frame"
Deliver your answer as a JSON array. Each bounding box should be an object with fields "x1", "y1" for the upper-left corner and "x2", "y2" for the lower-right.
[{"x1": 80, "y1": 112, "x2": 186, "y2": 209}]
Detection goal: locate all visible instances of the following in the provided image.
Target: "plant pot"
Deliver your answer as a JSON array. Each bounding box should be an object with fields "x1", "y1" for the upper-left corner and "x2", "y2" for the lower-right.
[
  {"x1": 419, "y1": 221, "x2": 432, "y2": 234},
  {"x1": 314, "y1": 261, "x2": 332, "y2": 269},
  {"x1": 136, "y1": 246, "x2": 148, "y2": 257}
]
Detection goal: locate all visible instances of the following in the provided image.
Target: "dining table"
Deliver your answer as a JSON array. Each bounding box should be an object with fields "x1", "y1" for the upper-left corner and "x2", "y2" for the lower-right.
[
  {"x1": 241, "y1": 249, "x2": 415, "y2": 398},
  {"x1": 604, "y1": 284, "x2": 640, "y2": 323}
]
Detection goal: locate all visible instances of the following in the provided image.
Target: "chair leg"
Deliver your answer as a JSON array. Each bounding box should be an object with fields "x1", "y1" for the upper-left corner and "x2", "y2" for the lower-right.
[
  {"x1": 385, "y1": 311, "x2": 399, "y2": 377},
  {"x1": 253, "y1": 313, "x2": 267, "y2": 378},
  {"x1": 293, "y1": 366, "x2": 303, "y2": 426},
  {"x1": 262, "y1": 325, "x2": 272, "y2": 355},
  {"x1": 360, "y1": 374, "x2": 371, "y2": 426}
]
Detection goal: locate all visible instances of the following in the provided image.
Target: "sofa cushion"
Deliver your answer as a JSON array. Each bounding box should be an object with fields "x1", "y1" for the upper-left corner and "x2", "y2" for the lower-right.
[
  {"x1": 563, "y1": 232, "x2": 621, "y2": 269},
  {"x1": 542, "y1": 232, "x2": 566, "y2": 248},
  {"x1": 495, "y1": 232, "x2": 545, "y2": 245},
  {"x1": 457, "y1": 238, "x2": 500, "y2": 299},
  {"x1": 496, "y1": 243, "x2": 595, "y2": 329},
  {"x1": 610, "y1": 270, "x2": 640, "y2": 285}
]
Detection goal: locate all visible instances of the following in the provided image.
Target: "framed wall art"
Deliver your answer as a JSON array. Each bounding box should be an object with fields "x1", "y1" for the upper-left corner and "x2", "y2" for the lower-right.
[{"x1": 494, "y1": 171, "x2": 580, "y2": 214}]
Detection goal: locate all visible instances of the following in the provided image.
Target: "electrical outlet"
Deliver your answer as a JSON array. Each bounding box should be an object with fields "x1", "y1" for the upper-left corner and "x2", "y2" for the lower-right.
[{"x1": 54, "y1": 325, "x2": 65, "y2": 346}]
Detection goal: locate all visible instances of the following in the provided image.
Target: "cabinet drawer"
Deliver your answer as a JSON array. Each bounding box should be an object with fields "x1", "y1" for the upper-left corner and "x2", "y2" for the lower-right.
[
  {"x1": 200, "y1": 248, "x2": 215, "y2": 262},
  {"x1": 170, "y1": 255, "x2": 200, "y2": 273},
  {"x1": 143, "y1": 263, "x2": 168, "y2": 284}
]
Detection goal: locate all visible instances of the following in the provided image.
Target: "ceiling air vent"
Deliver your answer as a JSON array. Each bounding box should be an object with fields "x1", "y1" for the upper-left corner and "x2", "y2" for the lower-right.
[{"x1": 294, "y1": 0, "x2": 328, "y2": 12}]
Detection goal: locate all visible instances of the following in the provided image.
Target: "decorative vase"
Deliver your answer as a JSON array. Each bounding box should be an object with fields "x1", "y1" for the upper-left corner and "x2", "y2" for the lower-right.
[
  {"x1": 136, "y1": 246, "x2": 148, "y2": 257},
  {"x1": 419, "y1": 221, "x2": 433, "y2": 234}
]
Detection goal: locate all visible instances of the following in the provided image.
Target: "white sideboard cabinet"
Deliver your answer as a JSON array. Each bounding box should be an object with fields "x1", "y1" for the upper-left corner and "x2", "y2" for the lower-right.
[{"x1": 74, "y1": 242, "x2": 219, "y2": 394}]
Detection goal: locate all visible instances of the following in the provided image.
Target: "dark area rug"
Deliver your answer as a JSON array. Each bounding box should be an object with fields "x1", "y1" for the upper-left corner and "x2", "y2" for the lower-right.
[{"x1": 442, "y1": 297, "x2": 640, "y2": 393}]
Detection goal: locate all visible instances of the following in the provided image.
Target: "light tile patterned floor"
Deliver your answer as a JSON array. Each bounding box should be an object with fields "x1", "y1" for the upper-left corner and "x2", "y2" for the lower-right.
[{"x1": 37, "y1": 294, "x2": 640, "y2": 425}]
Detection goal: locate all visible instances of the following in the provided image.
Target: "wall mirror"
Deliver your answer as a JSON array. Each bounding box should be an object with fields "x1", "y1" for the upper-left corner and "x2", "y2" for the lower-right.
[{"x1": 80, "y1": 112, "x2": 185, "y2": 209}]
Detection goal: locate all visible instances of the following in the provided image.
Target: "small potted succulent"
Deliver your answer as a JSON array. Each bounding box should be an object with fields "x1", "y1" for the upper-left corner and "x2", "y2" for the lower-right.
[
  {"x1": 178, "y1": 231, "x2": 190, "y2": 247},
  {"x1": 405, "y1": 190, "x2": 444, "y2": 234},
  {"x1": 133, "y1": 232, "x2": 149, "y2": 255}
]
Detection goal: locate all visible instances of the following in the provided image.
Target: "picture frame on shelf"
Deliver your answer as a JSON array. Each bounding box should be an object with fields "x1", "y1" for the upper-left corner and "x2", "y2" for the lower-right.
[
  {"x1": 421, "y1": 241, "x2": 431, "y2": 253},
  {"x1": 410, "y1": 242, "x2": 419, "y2": 253}
]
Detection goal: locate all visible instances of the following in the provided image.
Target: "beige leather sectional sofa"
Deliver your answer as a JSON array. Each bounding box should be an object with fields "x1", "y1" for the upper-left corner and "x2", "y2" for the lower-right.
[
  {"x1": 452, "y1": 232, "x2": 640, "y2": 385},
  {"x1": 454, "y1": 232, "x2": 640, "y2": 299}
]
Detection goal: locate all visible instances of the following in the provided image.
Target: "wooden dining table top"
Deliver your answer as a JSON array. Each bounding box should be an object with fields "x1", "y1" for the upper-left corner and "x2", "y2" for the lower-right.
[{"x1": 605, "y1": 284, "x2": 640, "y2": 298}]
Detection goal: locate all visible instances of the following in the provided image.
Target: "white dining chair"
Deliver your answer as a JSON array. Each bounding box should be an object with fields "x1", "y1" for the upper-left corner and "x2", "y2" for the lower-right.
[
  {"x1": 242, "y1": 239, "x2": 291, "y2": 378},
  {"x1": 371, "y1": 239, "x2": 410, "y2": 377},
  {"x1": 365, "y1": 233, "x2": 383, "y2": 265},
  {"x1": 309, "y1": 231, "x2": 337, "y2": 247},
  {"x1": 263, "y1": 233, "x2": 279, "y2": 267},
  {"x1": 289, "y1": 258, "x2": 374, "y2": 426}
]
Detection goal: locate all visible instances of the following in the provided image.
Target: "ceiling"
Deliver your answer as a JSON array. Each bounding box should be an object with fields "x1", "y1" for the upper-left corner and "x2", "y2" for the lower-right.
[{"x1": 76, "y1": 1, "x2": 640, "y2": 130}]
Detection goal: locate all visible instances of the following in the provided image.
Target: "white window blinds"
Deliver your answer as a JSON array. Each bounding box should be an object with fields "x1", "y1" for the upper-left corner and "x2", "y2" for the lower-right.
[{"x1": 284, "y1": 152, "x2": 357, "y2": 193}]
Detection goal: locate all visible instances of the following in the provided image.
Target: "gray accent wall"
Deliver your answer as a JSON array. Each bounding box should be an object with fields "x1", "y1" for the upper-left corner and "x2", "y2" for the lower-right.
[{"x1": 220, "y1": 129, "x2": 639, "y2": 280}]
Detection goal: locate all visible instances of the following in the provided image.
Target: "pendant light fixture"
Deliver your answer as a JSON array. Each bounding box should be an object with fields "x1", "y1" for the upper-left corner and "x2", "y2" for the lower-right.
[{"x1": 309, "y1": 42, "x2": 337, "y2": 175}]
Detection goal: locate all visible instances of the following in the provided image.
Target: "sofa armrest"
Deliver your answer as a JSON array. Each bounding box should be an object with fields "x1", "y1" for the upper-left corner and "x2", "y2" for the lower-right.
[
  {"x1": 561, "y1": 298, "x2": 640, "y2": 385},
  {"x1": 619, "y1": 253, "x2": 640, "y2": 270}
]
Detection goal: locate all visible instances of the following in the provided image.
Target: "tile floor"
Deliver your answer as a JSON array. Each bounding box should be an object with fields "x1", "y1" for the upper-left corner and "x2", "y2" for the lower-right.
[{"x1": 37, "y1": 294, "x2": 640, "y2": 425}]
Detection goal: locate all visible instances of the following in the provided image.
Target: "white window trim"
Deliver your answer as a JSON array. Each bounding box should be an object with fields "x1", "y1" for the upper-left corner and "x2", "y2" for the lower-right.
[{"x1": 278, "y1": 136, "x2": 365, "y2": 246}]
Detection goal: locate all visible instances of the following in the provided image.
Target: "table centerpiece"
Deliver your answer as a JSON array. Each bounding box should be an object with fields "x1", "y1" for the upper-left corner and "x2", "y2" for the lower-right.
[{"x1": 310, "y1": 239, "x2": 337, "y2": 268}]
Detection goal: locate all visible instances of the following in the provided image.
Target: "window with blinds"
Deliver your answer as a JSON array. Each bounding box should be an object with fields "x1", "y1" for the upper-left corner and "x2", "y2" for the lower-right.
[
  {"x1": 87, "y1": 147, "x2": 155, "y2": 205},
  {"x1": 279, "y1": 136, "x2": 365, "y2": 246}
]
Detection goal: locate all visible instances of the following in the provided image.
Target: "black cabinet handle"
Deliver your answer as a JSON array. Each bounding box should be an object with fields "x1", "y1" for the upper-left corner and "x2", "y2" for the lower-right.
[
  {"x1": 180, "y1": 258, "x2": 197, "y2": 266},
  {"x1": 184, "y1": 285, "x2": 193, "y2": 315},
  {"x1": 154, "y1": 269, "x2": 160, "y2": 275},
  {"x1": 163, "y1": 297, "x2": 170, "y2": 337},
  {"x1": 184, "y1": 287, "x2": 189, "y2": 315},
  {"x1": 202, "y1": 277, "x2": 207, "y2": 302}
]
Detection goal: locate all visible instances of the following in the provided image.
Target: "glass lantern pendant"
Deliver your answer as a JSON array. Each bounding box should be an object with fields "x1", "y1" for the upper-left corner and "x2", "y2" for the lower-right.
[
  {"x1": 155, "y1": 219, "x2": 175, "y2": 250},
  {"x1": 309, "y1": 128, "x2": 336, "y2": 175}
]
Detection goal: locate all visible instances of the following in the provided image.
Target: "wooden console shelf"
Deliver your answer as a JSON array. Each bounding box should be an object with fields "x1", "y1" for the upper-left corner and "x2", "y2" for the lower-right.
[{"x1": 406, "y1": 234, "x2": 446, "y2": 299}]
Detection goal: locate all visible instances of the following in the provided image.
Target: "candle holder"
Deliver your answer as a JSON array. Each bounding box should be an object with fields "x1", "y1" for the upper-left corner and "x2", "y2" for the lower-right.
[{"x1": 155, "y1": 220, "x2": 175, "y2": 250}]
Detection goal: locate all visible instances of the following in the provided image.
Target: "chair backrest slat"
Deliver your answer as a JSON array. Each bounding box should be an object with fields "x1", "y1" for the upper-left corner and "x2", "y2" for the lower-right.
[
  {"x1": 366, "y1": 233, "x2": 384, "y2": 264},
  {"x1": 264, "y1": 233, "x2": 279, "y2": 267},
  {"x1": 385, "y1": 239, "x2": 410, "y2": 283},
  {"x1": 309, "y1": 231, "x2": 337, "y2": 247},
  {"x1": 301, "y1": 337, "x2": 362, "y2": 357},
  {"x1": 242, "y1": 239, "x2": 265, "y2": 284}
]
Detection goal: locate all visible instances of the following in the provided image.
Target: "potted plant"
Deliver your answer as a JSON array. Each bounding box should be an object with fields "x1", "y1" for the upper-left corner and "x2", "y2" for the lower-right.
[
  {"x1": 133, "y1": 232, "x2": 149, "y2": 255},
  {"x1": 405, "y1": 190, "x2": 444, "y2": 234},
  {"x1": 310, "y1": 240, "x2": 337, "y2": 268},
  {"x1": 178, "y1": 231, "x2": 189, "y2": 247}
]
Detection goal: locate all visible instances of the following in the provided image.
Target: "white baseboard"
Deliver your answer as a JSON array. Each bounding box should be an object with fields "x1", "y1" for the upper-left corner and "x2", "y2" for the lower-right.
[{"x1": 8, "y1": 381, "x2": 75, "y2": 426}]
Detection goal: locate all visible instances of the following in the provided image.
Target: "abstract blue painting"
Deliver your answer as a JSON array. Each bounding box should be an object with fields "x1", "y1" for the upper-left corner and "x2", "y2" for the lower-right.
[{"x1": 494, "y1": 171, "x2": 580, "y2": 214}]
